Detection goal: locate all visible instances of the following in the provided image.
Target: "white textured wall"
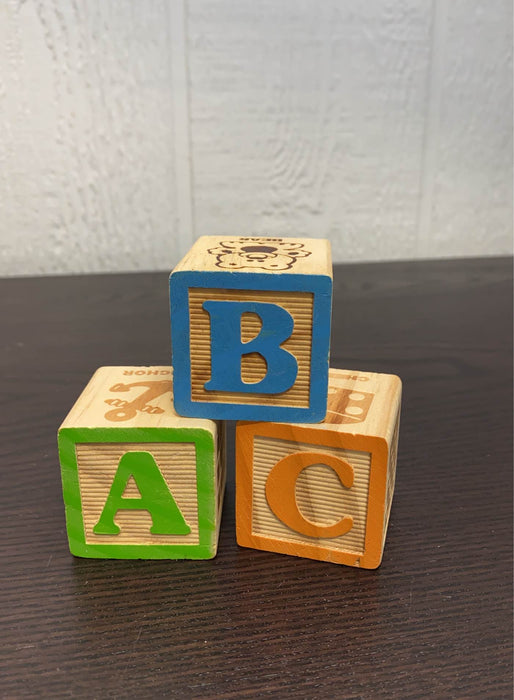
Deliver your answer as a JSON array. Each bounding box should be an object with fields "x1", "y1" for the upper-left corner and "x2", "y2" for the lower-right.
[{"x1": 0, "y1": 0, "x2": 511, "y2": 276}]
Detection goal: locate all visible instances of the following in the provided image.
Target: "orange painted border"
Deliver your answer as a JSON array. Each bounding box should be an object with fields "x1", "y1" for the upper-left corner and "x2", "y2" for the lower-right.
[{"x1": 235, "y1": 421, "x2": 389, "y2": 569}]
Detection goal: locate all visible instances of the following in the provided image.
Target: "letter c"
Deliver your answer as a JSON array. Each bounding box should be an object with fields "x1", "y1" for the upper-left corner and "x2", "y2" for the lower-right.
[{"x1": 265, "y1": 452, "x2": 354, "y2": 538}]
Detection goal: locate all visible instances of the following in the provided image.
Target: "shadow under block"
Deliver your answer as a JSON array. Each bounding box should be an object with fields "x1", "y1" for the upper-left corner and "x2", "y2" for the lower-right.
[
  {"x1": 236, "y1": 368, "x2": 402, "y2": 569},
  {"x1": 57, "y1": 366, "x2": 226, "y2": 559},
  {"x1": 169, "y1": 236, "x2": 332, "y2": 422}
]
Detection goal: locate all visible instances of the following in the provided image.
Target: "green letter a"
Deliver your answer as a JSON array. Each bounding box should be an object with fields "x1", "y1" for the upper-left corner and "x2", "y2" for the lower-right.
[{"x1": 93, "y1": 451, "x2": 191, "y2": 535}]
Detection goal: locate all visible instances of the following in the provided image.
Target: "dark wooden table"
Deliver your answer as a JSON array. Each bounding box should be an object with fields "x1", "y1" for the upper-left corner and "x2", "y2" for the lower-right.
[{"x1": 1, "y1": 258, "x2": 512, "y2": 699}]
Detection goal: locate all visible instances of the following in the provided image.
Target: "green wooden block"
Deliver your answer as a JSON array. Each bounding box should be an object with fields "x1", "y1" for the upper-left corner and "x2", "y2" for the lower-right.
[{"x1": 57, "y1": 366, "x2": 225, "y2": 559}]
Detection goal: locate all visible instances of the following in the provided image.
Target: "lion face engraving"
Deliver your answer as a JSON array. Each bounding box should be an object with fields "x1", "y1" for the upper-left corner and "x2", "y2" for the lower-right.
[{"x1": 207, "y1": 237, "x2": 311, "y2": 271}]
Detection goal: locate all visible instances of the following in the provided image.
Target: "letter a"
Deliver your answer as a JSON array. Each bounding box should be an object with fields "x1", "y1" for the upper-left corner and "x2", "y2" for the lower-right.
[
  {"x1": 202, "y1": 300, "x2": 298, "y2": 394},
  {"x1": 93, "y1": 451, "x2": 191, "y2": 535}
]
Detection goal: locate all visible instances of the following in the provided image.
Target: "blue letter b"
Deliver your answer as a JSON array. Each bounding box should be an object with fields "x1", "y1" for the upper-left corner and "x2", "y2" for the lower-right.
[{"x1": 202, "y1": 300, "x2": 298, "y2": 394}]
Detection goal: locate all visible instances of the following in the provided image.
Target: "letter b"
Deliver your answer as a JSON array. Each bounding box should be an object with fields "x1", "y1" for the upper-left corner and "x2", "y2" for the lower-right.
[
  {"x1": 169, "y1": 238, "x2": 332, "y2": 421},
  {"x1": 203, "y1": 300, "x2": 298, "y2": 394}
]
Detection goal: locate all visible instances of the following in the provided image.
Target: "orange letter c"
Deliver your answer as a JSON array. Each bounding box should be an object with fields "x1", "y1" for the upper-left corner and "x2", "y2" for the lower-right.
[{"x1": 265, "y1": 452, "x2": 354, "y2": 538}]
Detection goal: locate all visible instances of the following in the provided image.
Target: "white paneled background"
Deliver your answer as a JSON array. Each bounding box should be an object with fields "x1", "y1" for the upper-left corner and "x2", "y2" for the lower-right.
[{"x1": 0, "y1": 0, "x2": 512, "y2": 276}]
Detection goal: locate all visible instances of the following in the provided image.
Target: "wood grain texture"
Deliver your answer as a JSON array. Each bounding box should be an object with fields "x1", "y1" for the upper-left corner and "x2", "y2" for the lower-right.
[
  {"x1": 173, "y1": 235, "x2": 332, "y2": 276},
  {"x1": 427, "y1": 0, "x2": 513, "y2": 257},
  {"x1": 60, "y1": 365, "x2": 214, "y2": 431},
  {"x1": 187, "y1": 0, "x2": 428, "y2": 257},
  {"x1": 0, "y1": 259, "x2": 512, "y2": 697},
  {"x1": 170, "y1": 235, "x2": 332, "y2": 420},
  {"x1": 216, "y1": 423, "x2": 227, "y2": 539},
  {"x1": 58, "y1": 366, "x2": 223, "y2": 557},
  {"x1": 187, "y1": 0, "x2": 511, "y2": 262},
  {"x1": 236, "y1": 370, "x2": 401, "y2": 568},
  {"x1": 0, "y1": 0, "x2": 182, "y2": 275},
  {"x1": 1, "y1": 1, "x2": 511, "y2": 276},
  {"x1": 251, "y1": 435, "x2": 372, "y2": 556},
  {"x1": 76, "y1": 442, "x2": 199, "y2": 545},
  {"x1": 324, "y1": 368, "x2": 401, "y2": 441},
  {"x1": 188, "y1": 287, "x2": 313, "y2": 406}
]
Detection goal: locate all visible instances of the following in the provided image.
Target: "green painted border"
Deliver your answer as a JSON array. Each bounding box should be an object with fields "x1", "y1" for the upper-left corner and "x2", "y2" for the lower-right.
[{"x1": 57, "y1": 427, "x2": 217, "y2": 559}]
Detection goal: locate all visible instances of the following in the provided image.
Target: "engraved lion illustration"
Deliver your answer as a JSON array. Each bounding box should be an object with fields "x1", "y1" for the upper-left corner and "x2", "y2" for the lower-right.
[{"x1": 207, "y1": 237, "x2": 312, "y2": 271}]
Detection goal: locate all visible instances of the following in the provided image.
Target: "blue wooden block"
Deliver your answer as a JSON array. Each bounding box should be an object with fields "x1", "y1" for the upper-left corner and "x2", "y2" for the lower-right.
[{"x1": 169, "y1": 236, "x2": 332, "y2": 422}]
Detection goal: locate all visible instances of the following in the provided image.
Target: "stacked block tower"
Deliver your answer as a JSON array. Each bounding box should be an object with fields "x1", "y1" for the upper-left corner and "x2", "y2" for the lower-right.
[{"x1": 58, "y1": 236, "x2": 401, "y2": 567}]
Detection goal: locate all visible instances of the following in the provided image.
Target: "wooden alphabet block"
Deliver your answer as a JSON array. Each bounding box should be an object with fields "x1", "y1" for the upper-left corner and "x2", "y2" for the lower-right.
[
  {"x1": 58, "y1": 366, "x2": 226, "y2": 559},
  {"x1": 170, "y1": 236, "x2": 332, "y2": 422},
  {"x1": 236, "y1": 368, "x2": 401, "y2": 568}
]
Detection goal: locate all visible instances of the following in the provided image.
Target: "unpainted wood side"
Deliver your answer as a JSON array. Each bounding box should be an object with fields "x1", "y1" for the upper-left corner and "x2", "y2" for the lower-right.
[
  {"x1": 324, "y1": 368, "x2": 402, "y2": 442},
  {"x1": 173, "y1": 235, "x2": 332, "y2": 277},
  {"x1": 59, "y1": 366, "x2": 217, "y2": 433},
  {"x1": 382, "y1": 407, "x2": 401, "y2": 539},
  {"x1": 215, "y1": 422, "x2": 227, "y2": 538}
]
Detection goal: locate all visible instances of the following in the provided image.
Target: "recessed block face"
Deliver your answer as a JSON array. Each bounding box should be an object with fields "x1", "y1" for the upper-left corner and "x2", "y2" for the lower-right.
[
  {"x1": 76, "y1": 443, "x2": 199, "y2": 546},
  {"x1": 236, "y1": 368, "x2": 401, "y2": 569},
  {"x1": 170, "y1": 236, "x2": 332, "y2": 422},
  {"x1": 58, "y1": 366, "x2": 225, "y2": 559}
]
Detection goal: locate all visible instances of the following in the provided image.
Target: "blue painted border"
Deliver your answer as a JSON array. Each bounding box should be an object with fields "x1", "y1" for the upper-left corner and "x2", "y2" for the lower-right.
[{"x1": 169, "y1": 270, "x2": 332, "y2": 423}]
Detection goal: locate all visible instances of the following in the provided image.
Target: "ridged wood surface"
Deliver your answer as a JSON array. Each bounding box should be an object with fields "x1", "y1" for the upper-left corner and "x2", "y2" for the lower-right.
[
  {"x1": 252, "y1": 436, "x2": 371, "y2": 556},
  {"x1": 215, "y1": 424, "x2": 227, "y2": 536},
  {"x1": 188, "y1": 287, "x2": 313, "y2": 406},
  {"x1": 383, "y1": 409, "x2": 401, "y2": 538},
  {"x1": 0, "y1": 259, "x2": 511, "y2": 698},
  {"x1": 76, "y1": 443, "x2": 199, "y2": 545}
]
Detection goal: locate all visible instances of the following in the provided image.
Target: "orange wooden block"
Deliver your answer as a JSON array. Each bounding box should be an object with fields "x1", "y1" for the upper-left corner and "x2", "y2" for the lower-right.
[{"x1": 236, "y1": 368, "x2": 401, "y2": 569}]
